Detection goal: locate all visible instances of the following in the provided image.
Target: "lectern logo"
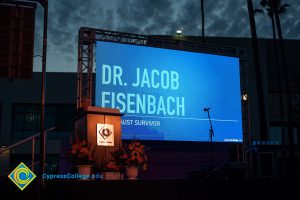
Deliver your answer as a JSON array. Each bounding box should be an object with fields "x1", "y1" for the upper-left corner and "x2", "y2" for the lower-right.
[
  {"x1": 100, "y1": 128, "x2": 112, "y2": 140},
  {"x1": 97, "y1": 124, "x2": 114, "y2": 146},
  {"x1": 8, "y1": 162, "x2": 36, "y2": 191}
]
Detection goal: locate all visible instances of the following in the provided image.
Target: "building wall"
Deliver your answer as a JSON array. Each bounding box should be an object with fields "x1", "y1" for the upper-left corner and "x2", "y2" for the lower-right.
[
  {"x1": 199, "y1": 37, "x2": 300, "y2": 145},
  {"x1": 0, "y1": 73, "x2": 77, "y2": 173},
  {"x1": 1, "y1": 37, "x2": 299, "y2": 176}
]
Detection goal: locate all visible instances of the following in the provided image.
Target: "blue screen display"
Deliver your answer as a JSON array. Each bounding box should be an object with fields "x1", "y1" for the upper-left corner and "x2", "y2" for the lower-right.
[{"x1": 95, "y1": 41, "x2": 243, "y2": 142}]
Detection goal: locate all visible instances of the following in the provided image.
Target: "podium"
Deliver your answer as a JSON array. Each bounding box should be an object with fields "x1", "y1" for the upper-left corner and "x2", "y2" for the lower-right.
[{"x1": 74, "y1": 106, "x2": 123, "y2": 167}]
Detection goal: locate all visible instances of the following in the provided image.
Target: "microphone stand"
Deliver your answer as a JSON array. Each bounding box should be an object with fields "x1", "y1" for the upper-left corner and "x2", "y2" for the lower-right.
[{"x1": 205, "y1": 109, "x2": 214, "y2": 170}]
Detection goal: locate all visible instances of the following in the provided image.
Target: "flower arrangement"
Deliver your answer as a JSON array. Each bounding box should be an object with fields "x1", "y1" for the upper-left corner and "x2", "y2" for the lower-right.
[
  {"x1": 103, "y1": 161, "x2": 120, "y2": 172},
  {"x1": 126, "y1": 140, "x2": 147, "y2": 171},
  {"x1": 69, "y1": 139, "x2": 96, "y2": 165},
  {"x1": 105, "y1": 147, "x2": 128, "y2": 171},
  {"x1": 105, "y1": 140, "x2": 147, "y2": 172}
]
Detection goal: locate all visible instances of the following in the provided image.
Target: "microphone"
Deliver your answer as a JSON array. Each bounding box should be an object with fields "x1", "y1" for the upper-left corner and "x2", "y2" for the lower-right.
[{"x1": 203, "y1": 107, "x2": 210, "y2": 112}]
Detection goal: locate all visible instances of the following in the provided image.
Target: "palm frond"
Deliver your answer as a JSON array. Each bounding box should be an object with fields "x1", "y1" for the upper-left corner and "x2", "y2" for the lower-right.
[
  {"x1": 277, "y1": 4, "x2": 290, "y2": 15},
  {"x1": 260, "y1": 0, "x2": 268, "y2": 7},
  {"x1": 266, "y1": 8, "x2": 274, "y2": 18},
  {"x1": 254, "y1": 8, "x2": 264, "y2": 15}
]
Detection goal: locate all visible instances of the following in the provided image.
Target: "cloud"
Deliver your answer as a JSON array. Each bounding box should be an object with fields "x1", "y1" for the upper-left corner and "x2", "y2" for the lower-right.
[
  {"x1": 43, "y1": 0, "x2": 107, "y2": 70},
  {"x1": 31, "y1": 0, "x2": 300, "y2": 72},
  {"x1": 116, "y1": 0, "x2": 176, "y2": 34}
]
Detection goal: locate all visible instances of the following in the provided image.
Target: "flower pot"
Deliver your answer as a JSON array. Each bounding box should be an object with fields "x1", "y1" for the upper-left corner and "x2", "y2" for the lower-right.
[
  {"x1": 126, "y1": 166, "x2": 138, "y2": 180},
  {"x1": 76, "y1": 165, "x2": 93, "y2": 180},
  {"x1": 102, "y1": 172, "x2": 124, "y2": 180}
]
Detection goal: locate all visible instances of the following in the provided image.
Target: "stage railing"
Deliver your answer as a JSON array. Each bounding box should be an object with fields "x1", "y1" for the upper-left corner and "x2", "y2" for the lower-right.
[{"x1": 0, "y1": 127, "x2": 55, "y2": 172}]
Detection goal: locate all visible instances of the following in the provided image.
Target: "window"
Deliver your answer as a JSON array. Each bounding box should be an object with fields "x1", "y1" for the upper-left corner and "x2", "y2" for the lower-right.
[
  {"x1": 12, "y1": 104, "x2": 41, "y2": 139},
  {"x1": 46, "y1": 104, "x2": 76, "y2": 131},
  {"x1": 269, "y1": 127, "x2": 283, "y2": 145},
  {"x1": 12, "y1": 104, "x2": 76, "y2": 139}
]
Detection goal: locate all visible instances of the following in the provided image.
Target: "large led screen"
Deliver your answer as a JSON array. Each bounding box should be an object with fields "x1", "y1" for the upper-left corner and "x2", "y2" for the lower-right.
[{"x1": 96, "y1": 41, "x2": 242, "y2": 142}]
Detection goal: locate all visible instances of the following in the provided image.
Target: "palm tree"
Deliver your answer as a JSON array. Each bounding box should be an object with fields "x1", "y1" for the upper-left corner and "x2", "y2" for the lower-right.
[
  {"x1": 273, "y1": 2, "x2": 292, "y2": 147},
  {"x1": 256, "y1": 0, "x2": 293, "y2": 147},
  {"x1": 201, "y1": 0, "x2": 204, "y2": 42},
  {"x1": 247, "y1": 0, "x2": 268, "y2": 141},
  {"x1": 254, "y1": 1, "x2": 284, "y2": 144}
]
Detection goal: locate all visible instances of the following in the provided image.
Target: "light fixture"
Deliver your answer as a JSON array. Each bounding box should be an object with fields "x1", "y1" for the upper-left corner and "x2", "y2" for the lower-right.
[
  {"x1": 176, "y1": 29, "x2": 182, "y2": 35},
  {"x1": 242, "y1": 93, "x2": 248, "y2": 101}
]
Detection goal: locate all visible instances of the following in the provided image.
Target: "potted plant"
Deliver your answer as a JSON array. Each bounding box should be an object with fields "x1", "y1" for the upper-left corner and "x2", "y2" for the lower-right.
[
  {"x1": 100, "y1": 147, "x2": 128, "y2": 180},
  {"x1": 101, "y1": 161, "x2": 124, "y2": 180},
  {"x1": 124, "y1": 140, "x2": 147, "y2": 180},
  {"x1": 69, "y1": 139, "x2": 96, "y2": 176},
  {"x1": 108, "y1": 140, "x2": 147, "y2": 180},
  {"x1": 104, "y1": 140, "x2": 147, "y2": 180}
]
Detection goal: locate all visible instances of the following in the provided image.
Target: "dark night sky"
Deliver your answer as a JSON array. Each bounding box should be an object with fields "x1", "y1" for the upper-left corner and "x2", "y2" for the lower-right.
[{"x1": 32, "y1": 0, "x2": 299, "y2": 72}]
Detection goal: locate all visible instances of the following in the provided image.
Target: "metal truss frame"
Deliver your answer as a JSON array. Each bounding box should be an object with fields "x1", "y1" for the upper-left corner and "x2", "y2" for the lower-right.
[
  {"x1": 77, "y1": 27, "x2": 245, "y2": 107},
  {"x1": 77, "y1": 27, "x2": 249, "y2": 163}
]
